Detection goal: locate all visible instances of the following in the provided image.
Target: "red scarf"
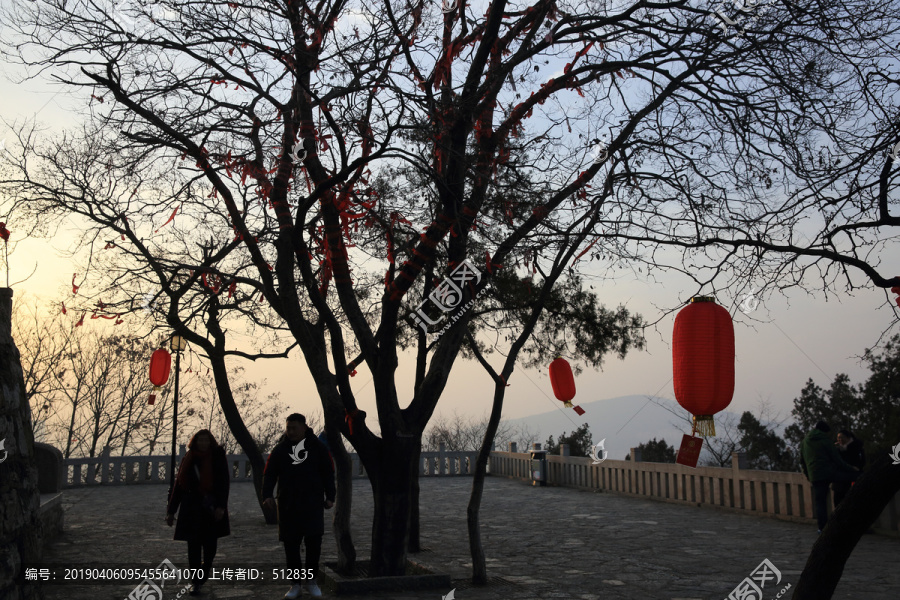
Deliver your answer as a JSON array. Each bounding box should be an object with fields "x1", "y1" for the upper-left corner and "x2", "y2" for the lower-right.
[{"x1": 177, "y1": 449, "x2": 214, "y2": 494}]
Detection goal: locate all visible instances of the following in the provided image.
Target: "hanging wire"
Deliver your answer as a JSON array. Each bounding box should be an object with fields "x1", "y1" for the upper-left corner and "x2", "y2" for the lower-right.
[
  {"x1": 516, "y1": 366, "x2": 582, "y2": 429},
  {"x1": 614, "y1": 375, "x2": 674, "y2": 435}
]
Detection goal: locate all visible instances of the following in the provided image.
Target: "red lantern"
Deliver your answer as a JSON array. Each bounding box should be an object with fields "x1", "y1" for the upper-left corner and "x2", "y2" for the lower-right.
[
  {"x1": 148, "y1": 348, "x2": 172, "y2": 405},
  {"x1": 672, "y1": 296, "x2": 734, "y2": 436},
  {"x1": 549, "y1": 357, "x2": 576, "y2": 406}
]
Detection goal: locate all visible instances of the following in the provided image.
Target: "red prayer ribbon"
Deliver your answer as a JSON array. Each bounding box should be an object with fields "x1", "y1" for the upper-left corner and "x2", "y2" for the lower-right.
[
  {"x1": 154, "y1": 205, "x2": 180, "y2": 233},
  {"x1": 345, "y1": 409, "x2": 359, "y2": 435}
]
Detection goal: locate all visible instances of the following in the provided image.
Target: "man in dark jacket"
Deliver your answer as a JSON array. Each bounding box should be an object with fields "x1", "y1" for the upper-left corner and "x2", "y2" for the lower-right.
[
  {"x1": 263, "y1": 414, "x2": 335, "y2": 599},
  {"x1": 800, "y1": 421, "x2": 860, "y2": 534},
  {"x1": 832, "y1": 429, "x2": 866, "y2": 506}
]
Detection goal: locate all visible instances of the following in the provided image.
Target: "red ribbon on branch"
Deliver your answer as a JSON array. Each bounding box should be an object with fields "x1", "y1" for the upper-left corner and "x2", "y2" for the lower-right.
[
  {"x1": 345, "y1": 409, "x2": 360, "y2": 435},
  {"x1": 154, "y1": 205, "x2": 180, "y2": 233}
]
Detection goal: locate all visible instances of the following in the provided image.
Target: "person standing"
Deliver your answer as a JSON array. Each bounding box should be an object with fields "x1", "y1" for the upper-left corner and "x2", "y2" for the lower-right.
[
  {"x1": 263, "y1": 414, "x2": 335, "y2": 599},
  {"x1": 800, "y1": 421, "x2": 860, "y2": 534},
  {"x1": 166, "y1": 430, "x2": 231, "y2": 596},
  {"x1": 832, "y1": 429, "x2": 866, "y2": 506}
]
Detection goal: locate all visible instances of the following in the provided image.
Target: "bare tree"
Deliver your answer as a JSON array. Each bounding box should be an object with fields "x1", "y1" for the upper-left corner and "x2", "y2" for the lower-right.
[
  {"x1": 3, "y1": 0, "x2": 900, "y2": 590},
  {"x1": 12, "y1": 293, "x2": 72, "y2": 439},
  {"x1": 183, "y1": 364, "x2": 291, "y2": 454}
]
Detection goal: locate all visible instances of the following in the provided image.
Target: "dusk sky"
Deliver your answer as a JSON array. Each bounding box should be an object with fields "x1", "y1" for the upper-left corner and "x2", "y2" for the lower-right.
[{"x1": 3, "y1": 41, "x2": 900, "y2": 441}]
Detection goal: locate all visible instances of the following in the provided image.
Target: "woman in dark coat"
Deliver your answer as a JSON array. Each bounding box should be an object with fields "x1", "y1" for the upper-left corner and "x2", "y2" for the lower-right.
[{"x1": 165, "y1": 430, "x2": 231, "y2": 595}]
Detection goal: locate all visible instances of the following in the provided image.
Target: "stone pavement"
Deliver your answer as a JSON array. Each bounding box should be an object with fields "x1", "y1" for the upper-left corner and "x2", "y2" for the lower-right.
[{"x1": 29, "y1": 475, "x2": 900, "y2": 600}]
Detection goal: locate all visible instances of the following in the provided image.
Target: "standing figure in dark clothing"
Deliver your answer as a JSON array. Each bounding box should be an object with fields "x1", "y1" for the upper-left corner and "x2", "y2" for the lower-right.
[
  {"x1": 800, "y1": 421, "x2": 860, "y2": 534},
  {"x1": 263, "y1": 414, "x2": 335, "y2": 599},
  {"x1": 166, "y1": 429, "x2": 231, "y2": 595},
  {"x1": 832, "y1": 428, "x2": 866, "y2": 506}
]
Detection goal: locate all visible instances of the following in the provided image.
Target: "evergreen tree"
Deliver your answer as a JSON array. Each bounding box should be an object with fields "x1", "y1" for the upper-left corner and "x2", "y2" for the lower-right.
[
  {"x1": 737, "y1": 412, "x2": 797, "y2": 471},
  {"x1": 544, "y1": 423, "x2": 593, "y2": 457},
  {"x1": 635, "y1": 437, "x2": 677, "y2": 463}
]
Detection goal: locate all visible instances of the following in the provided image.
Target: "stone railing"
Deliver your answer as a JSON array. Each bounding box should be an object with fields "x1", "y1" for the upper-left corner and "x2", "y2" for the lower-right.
[
  {"x1": 62, "y1": 443, "x2": 481, "y2": 488},
  {"x1": 488, "y1": 442, "x2": 900, "y2": 537}
]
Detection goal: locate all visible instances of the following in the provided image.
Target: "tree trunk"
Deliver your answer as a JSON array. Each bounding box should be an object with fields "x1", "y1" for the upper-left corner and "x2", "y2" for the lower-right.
[
  {"x1": 205, "y1": 335, "x2": 276, "y2": 524},
  {"x1": 792, "y1": 452, "x2": 900, "y2": 599},
  {"x1": 0, "y1": 288, "x2": 45, "y2": 600},
  {"x1": 408, "y1": 471, "x2": 421, "y2": 553},
  {"x1": 324, "y1": 418, "x2": 356, "y2": 573},
  {"x1": 467, "y1": 381, "x2": 506, "y2": 585},
  {"x1": 369, "y1": 438, "x2": 419, "y2": 576}
]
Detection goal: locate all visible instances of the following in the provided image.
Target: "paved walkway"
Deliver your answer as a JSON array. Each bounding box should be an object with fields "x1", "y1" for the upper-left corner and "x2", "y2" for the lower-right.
[{"x1": 32, "y1": 475, "x2": 900, "y2": 600}]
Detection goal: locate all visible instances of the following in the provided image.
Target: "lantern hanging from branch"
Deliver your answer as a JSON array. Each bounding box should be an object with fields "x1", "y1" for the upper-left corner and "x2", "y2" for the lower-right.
[
  {"x1": 549, "y1": 357, "x2": 586, "y2": 415},
  {"x1": 148, "y1": 348, "x2": 172, "y2": 405},
  {"x1": 672, "y1": 296, "x2": 735, "y2": 436}
]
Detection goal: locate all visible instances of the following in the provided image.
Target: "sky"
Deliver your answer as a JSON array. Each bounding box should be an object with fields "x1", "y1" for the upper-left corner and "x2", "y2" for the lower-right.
[{"x1": 2, "y1": 14, "x2": 900, "y2": 445}]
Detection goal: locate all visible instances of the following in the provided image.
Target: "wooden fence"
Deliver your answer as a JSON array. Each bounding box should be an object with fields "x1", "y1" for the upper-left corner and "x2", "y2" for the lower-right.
[
  {"x1": 488, "y1": 445, "x2": 900, "y2": 536},
  {"x1": 62, "y1": 443, "x2": 480, "y2": 488}
]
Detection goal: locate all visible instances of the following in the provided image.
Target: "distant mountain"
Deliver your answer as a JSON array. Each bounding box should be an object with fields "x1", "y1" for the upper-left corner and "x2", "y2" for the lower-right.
[{"x1": 500, "y1": 395, "x2": 739, "y2": 460}]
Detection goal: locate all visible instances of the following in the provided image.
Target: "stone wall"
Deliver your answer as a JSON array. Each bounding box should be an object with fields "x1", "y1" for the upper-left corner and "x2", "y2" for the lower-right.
[{"x1": 0, "y1": 288, "x2": 45, "y2": 600}]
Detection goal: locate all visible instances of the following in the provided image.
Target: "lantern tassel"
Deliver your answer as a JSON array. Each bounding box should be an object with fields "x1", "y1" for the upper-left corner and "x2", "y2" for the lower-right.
[
  {"x1": 692, "y1": 415, "x2": 716, "y2": 437},
  {"x1": 563, "y1": 400, "x2": 573, "y2": 408},
  {"x1": 148, "y1": 385, "x2": 160, "y2": 405}
]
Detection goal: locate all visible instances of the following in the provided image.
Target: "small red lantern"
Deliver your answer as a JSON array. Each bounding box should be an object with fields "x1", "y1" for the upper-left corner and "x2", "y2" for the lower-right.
[
  {"x1": 549, "y1": 357, "x2": 576, "y2": 405},
  {"x1": 148, "y1": 348, "x2": 172, "y2": 405},
  {"x1": 672, "y1": 296, "x2": 734, "y2": 436}
]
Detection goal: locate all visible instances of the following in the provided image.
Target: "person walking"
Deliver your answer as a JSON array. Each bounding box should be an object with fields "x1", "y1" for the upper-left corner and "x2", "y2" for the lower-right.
[
  {"x1": 800, "y1": 421, "x2": 860, "y2": 534},
  {"x1": 166, "y1": 429, "x2": 231, "y2": 596},
  {"x1": 263, "y1": 414, "x2": 335, "y2": 599},
  {"x1": 833, "y1": 428, "x2": 866, "y2": 506}
]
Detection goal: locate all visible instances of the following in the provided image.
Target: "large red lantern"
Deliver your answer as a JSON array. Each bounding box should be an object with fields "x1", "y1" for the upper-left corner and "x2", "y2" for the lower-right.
[
  {"x1": 672, "y1": 296, "x2": 734, "y2": 436},
  {"x1": 148, "y1": 348, "x2": 172, "y2": 405}
]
